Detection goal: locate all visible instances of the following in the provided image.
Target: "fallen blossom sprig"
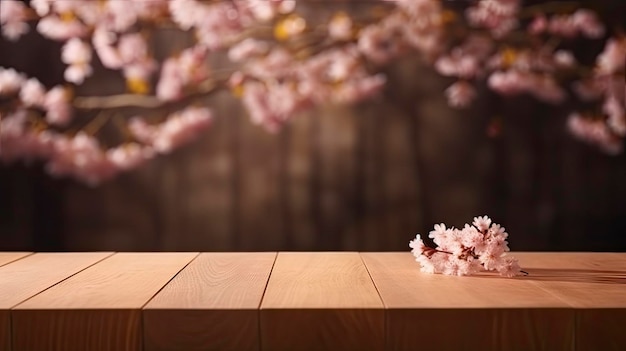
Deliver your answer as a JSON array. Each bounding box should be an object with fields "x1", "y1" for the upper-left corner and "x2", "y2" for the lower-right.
[{"x1": 409, "y1": 216, "x2": 525, "y2": 277}]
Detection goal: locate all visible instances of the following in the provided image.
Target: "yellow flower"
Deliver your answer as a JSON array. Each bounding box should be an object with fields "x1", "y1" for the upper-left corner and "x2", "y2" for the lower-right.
[
  {"x1": 501, "y1": 48, "x2": 517, "y2": 67},
  {"x1": 127, "y1": 78, "x2": 149, "y2": 95},
  {"x1": 274, "y1": 14, "x2": 306, "y2": 41}
]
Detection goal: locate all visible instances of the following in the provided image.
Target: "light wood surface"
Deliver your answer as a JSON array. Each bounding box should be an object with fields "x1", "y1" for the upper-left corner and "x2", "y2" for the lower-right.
[
  {"x1": 0, "y1": 252, "x2": 112, "y2": 351},
  {"x1": 361, "y1": 252, "x2": 575, "y2": 351},
  {"x1": 143, "y1": 252, "x2": 276, "y2": 351},
  {"x1": 0, "y1": 252, "x2": 624, "y2": 351},
  {"x1": 12, "y1": 252, "x2": 197, "y2": 351},
  {"x1": 514, "y1": 252, "x2": 626, "y2": 351},
  {"x1": 0, "y1": 252, "x2": 31, "y2": 267},
  {"x1": 260, "y1": 252, "x2": 384, "y2": 351}
]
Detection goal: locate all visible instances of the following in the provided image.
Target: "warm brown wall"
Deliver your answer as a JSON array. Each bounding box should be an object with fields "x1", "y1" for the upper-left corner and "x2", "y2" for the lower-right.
[{"x1": 1, "y1": 1, "x2": 625, "y2": 252}]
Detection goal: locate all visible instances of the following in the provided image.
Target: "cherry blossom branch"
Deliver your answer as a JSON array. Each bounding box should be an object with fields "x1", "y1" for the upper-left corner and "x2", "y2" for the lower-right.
[{"x1": 73, "y1": 80, "x2": 225, "y2": 110}]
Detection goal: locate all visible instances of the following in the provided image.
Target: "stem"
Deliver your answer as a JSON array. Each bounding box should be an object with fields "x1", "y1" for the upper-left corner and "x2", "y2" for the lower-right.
[
  {"x1": 83, "y1": 111, "x2": 111, "y2": 135},
  {"x1": 73, "y1": 79, "x2": 224, "y2": 110}
]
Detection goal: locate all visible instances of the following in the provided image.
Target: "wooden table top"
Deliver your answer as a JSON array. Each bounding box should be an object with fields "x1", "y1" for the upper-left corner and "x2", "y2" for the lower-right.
[{"x1": 0, "y1": 252, "x2": 624, "y2": 351}]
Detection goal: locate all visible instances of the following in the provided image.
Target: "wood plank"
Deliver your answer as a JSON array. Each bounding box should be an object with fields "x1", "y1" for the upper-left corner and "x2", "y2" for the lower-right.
[
  {"x1": 260, "y1": 252, "x2": 384, "y2": 351},
  {"x1": 514, "y1": 252, "x2": 626, "y2": 351},
  {"x1": 0, "y1": 252, "x2": 31, "y2": 267},
  {"x1": 0, "y1": 252, "x2": 112, "y2": 351},
  {"x1": 361, "y1": 252, "x2": 574, "y2": 351},
  {"x1": 143, "y1": 252, "x2": 276, "y2": 351},
  {"x1": 12, "y1": 252, "x2": 197, "y2": 351}
]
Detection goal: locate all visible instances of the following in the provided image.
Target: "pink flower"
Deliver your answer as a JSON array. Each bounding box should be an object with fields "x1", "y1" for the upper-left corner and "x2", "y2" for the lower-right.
[
  {"x1": 228, "y1": 38, "x2": 270, "y2": 62},
  {"x1": 61, "y1": 38, "x2": 93, "y2": 84},
  {"x1": 0, "y1": 0, "x2": 30, "y2": 41},
  {"x1": 497, "y1": 257, "x2": 522, "y2": 278},
  {"x1": 37, "y1": 16, "x2": 87, "y2": 41},
  {"x1": 466, "y1": 0, "x2": 520, "y2": 38},
  {"x1": 43, "y1": 86, "x2": 72, "y2": 126},
  {"x1": 553, "y1": 50, "x2": 576, "y2": 68},
  {"x1": 604, "y1": 96, "x2": 626, "y2": 136},
  {"x1": 106, "y1": 143, "x2": 154, "y2": 170},
  {"x1": 358, "y1": 24, "x2": 403, "y2": 64},
  {"x1": 30, "y1": 0, "x2": 52, "y2": 16},
  {"x1": 528, "y1": 15, "x2": 547, "y2": 35},
  {"x1": 47, "y1": 132, "x2": 118, "y2": 186},
  {"x1": 473, "y1": 216, "x2": 492, "y2": 232},
  {"x1": 572, "y1": 10, "x2": 605, "y2": 39},
  {"x1": 0, "y1": 68, "x2": 26, "y2": 95},
  {"x1": 19, "y1": 78, "x2": 46, "y2": 107},
  {"x1": 596, "y1": 38, "x2": 626, "y2": 75},
  {"x1": 156, "y1": 46, "x2": 210, "y2": 101},
  {"x1": 567, "y1": 113, "x2": 622, "y2": 154},
  {"x1": 129, "y1": 107, "x2": 213, "y2": 154},
  {"x1": 244, "y1": 0, "x2": 296, "y2": 22},
  {"x1": 328, "y1": 13, "x2": 353, "y2": 41},
  {"x1": 547, "y1": 10, "x2": 605, "y2": 39},
  {"x1": 0, "y1": 111, "x2": 57, "y2": 163},
  {"x1": 92, "y1": 29, "x2": 124, "y2": 69},
  {"x1": 410, "y1": 217, "x2": 520, "y2": 277},
  {"x1": 445, "y1": 81, "x2": 477, "y2": 108},
  {"x1": 334, "y1": 74, "x2": 386, "y2": 104},
  {"x1": 409, "y1": 234, "x2": 426, "y2": 256}
]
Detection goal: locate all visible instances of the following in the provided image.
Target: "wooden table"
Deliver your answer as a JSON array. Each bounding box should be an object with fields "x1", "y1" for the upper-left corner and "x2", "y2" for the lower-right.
[{"x1": 0, "y1": 252, "x2": 624, "y2": 351}]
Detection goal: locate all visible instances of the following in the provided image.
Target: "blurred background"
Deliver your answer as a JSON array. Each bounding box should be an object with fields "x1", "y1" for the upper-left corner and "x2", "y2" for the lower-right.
[{"x1": 1, "y1": 0, "x2": 625, "y2": 252}]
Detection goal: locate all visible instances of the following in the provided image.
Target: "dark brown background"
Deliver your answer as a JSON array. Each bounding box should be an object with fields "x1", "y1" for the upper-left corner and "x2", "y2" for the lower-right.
[{"x1": 1, "y1": 0, "x2": 625, "y2": 252}]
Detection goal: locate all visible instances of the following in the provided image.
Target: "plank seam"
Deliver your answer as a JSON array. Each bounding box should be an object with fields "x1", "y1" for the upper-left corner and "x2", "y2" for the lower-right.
[
  {"x1": 9, "y1": 252, "x2": 116, "y2": 309},
  {"x1": 9, "y1": 251, "x2": 116, "y2": 351},
  {"x1": 0, "y1": 253, "x2": 34, "y2": 268},
  {"x1": 257, "y1": 252, "x2": 279, "y2": 351},
  {"x1": 139, "y1": 252, "x2": 201, "y2": 310},
  {"x1": 358, "y1": 253, "x2": 388, "y2": 351}
]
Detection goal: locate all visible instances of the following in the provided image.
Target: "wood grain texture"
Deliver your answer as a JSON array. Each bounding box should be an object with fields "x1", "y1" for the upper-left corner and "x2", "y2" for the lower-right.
[
  {"x1": 0, "y1": 252, "x2": 31, "y2": 267},
  {"x1": 361, "y1": 252, "x2": 575, "y2": 351},
  {"x1": 514, "y1": 252, "x2": 626, "y2": 351},
  {"x1": 260, "y1": 252, "x2": 384, "y2": 351},
  {"x1": 143, "y1": 252, "x2": 276, "y2": 351},
  {"x1": 0, "y1": 252, "x2": 112, "y2": 351},
  {"x1": 12, "y1": 252, "x2": 197, "y2": 351}
]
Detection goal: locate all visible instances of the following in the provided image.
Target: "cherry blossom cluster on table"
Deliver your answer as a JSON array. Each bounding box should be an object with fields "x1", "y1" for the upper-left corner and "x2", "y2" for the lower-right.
[
  {"x1": 410, "y1": 216, "x2": 523, "y2": 277},
  {"x1": 0, "y1": 0, "x2": 624, "y2": 185}
]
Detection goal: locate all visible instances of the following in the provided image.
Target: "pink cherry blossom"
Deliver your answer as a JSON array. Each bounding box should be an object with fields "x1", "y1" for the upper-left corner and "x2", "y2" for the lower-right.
[
  {"x1": 328, "y1": 13, "x2": 353, "y2": 41},
  {"x1": 528, "y1": 15, "x2": 547, "y2": 35},
  {"x1": 30, "y1": 0, "x2": 52, "y2": 17},
  {"x1": 604, "y1": 96, "x2": 626, "y2": 136},
  {"x1": 445, "y1": 81, "x2": 477, "y2": 108},
  {"x1": 0, "y1": 110, "x2": 57, "y2": 162},
  {"x1": 0, "y1": 68, "x2": 26, "y2": 96},
  {"x1": 36, "y1": 16, "x2": 87, "y2": 41},
  {"x1": 473, "y1": 215, "x2": 492, "y2": 232},
  {"x1": 567, "y1": 113, "x2": 622, "y2": 154},
  {"x1": 61, "y1": 38, "x2": 93, "y2": 84},
  {"x1": 19, "y1": 78, "x2": 47, "y2": 107},
  {"x1": 106, "y1": 143, "x2": 155, "y2": 171},
  {"x1": 43, "y1": 86, "x2": 73, "y2": 126},
  {"x1": 0, "y1": 0, "x2": 30, "y2": 41},
  {"x1": 47, "y1": 132, "x2": 118, "y2": 186},
  {"x1": 466, "y1": 0, "x2": 520, "y2": 38},
  {"x1": 228, "y1": 38, "x2": 270, "y2": 62},
  {"x1": 572, "y1": 10, "x2": 605, "y2": 39},
  {"x1": 358, "y1": 23, "x2": 404, "y2": 64},
  {"x1": 596, "y1": 38, "x2": 626, "y2": 75},
  {"x1": 410, "y1": 216, "x2": 522, "y2": 277},
  {"x1": 156, "y1": 46, "x2": 210, "y2": 101},
  {"x1": 129, "y1": 107, "x2": 213, "y2": 154},
  {"x1": 243, "y1": 0, "x2": 296, "y2": 22}
]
